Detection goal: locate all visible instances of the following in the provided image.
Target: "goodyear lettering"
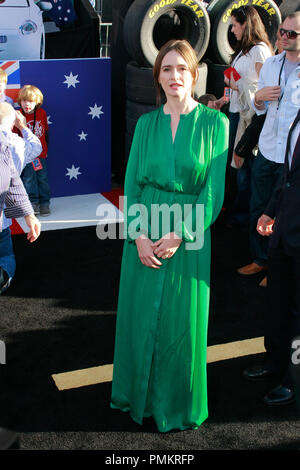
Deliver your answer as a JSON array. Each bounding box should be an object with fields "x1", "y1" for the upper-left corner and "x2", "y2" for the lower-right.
[
  {"x1": 222, "y1": 0, "x2": 276, "y2": 23},
  {"x1": 222, "y1": 0, "x2": 248, "y2": 22},
  {"x1": 149, "y1": 0, "x2": 176, "y2": 18},
  {"x1": 181, "y1": 0, "x2": 204, "y2": 17},
  {"x1": 252, "y1": 0, "x2": 276, "y2": 13},
  {"x1": 149, "y1": 0, "x2": 204, "y2": 19}
]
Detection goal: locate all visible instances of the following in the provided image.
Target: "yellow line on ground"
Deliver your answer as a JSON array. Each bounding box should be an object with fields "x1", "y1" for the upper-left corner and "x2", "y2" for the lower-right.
[
  {"x1": 207, "y1": 336, "x2": 265, "y2": 363},
  {"x1": 51, "y1": 337, "x2": 265, "y2": 391},
  {"x1": 52, "y1": 364, "x2": 113, "y2": 391}
]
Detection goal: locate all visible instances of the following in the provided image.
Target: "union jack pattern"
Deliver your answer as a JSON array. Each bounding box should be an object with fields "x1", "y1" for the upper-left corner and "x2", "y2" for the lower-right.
[{"x1": 0, "y1": 60, "x2": 20, "y2": 102}]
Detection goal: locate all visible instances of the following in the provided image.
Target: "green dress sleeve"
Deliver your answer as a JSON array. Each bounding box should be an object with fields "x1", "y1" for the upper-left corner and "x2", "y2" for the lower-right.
[
  {"x1": 123, "y1": 115, "x2": 150, "y2": 242},
  {"x1": 175, "y1": 112, "x2": 229, "y2": 249}
]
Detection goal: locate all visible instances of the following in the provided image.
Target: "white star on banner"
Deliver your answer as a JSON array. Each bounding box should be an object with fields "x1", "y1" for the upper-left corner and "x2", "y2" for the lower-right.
[
  {"x1": 78, "y1": 131, "x2": 88, "y2": 141},
  {"x1": 63, "y1": 72, "x2": 80, "y2": 88},
  {"x1": 88, "y1": 104, "x2": 104, "y2": 119},
  {"x1": 47, "y1": 115, "x2": 52, "y2": 125},
  {"x1": 66, "y1": 164, "x2": 82, "y2": 180}
]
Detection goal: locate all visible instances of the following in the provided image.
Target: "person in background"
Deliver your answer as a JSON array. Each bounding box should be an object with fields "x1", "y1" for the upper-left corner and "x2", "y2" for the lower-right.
[
  {"x1": 198, "y1": 93, "x2": 227, "y2": 110},
  {"x1": 243, "y1": 108, "x2": 300, "y2": 405},
  {"x1": 17, "y1": 85, "x2": 51, "y2": 216},
  {"x1": 237, "y1": 12, "x2": 300, "y2": 284},
  {"x1": 224, "y1": 6, "x2": 273, "y2": 227},
  {"x1": 0, "y1": 109, "x2": 40, "y2": 447},
  {"x1": 110, "y1": 39, "x2": 228, "y2": 432},
  {"x1": 232, "y1": 25, "x2": 283, "y2": 287},
  {"x1": 0, "y1": 102, "x2": 42, "y2": 294}
]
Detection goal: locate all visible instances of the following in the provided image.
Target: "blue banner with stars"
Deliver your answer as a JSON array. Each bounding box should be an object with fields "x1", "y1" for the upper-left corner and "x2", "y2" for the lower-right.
[{"x1": 19, "y1": 57, "x2": 111, "y2": 197}]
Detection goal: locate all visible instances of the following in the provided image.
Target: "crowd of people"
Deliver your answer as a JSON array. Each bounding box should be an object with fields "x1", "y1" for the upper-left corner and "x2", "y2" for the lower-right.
[
  {"x1": 222, "y1": 8, "x2": 300, "y2": 409},
  {"x1": 0, "y1": 7, "x2": 300, "y2": 437}
]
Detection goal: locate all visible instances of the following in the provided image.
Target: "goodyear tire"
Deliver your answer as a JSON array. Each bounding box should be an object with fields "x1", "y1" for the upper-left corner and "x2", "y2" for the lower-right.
[
  {"x1": 194, "y1": 62, "x2": 208, "y2": 98},
  {"x1": 126, "y1": 100, "x2": 156, "y2": 137},
  {"x1": 123, "y1": 0, "x2": 211, "y2": 67},
  {"x1": 126, "y1": 62, "x2": 157, "y2": 105},
  {"x1": 125, "y1": 100, "x2": 156, "y2": 160},
  {"x1": 126, "y1": 61, "x2": 208, "y2": 105},
  {"x1": 207, "y1": 0, "x2": 281, "y2": 64}
]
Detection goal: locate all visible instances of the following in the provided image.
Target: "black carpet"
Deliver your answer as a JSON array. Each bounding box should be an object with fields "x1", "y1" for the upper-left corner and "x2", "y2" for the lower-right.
[{"x1": 0, "y1": 219, "x2": 299, "y2": 451}]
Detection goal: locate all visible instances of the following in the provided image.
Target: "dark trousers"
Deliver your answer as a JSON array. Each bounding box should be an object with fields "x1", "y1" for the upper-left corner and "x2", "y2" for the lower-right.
[
  {"x1": 225, "y1": 112, "x2": 253, "y2": 225},
  {"x1": 265, "y1": 243, "x2": 300, "y2": 386},
  {"x1": 0, "y1": 227, "x2": 15, "y2": 280},
  {"x1": 227, "y1": 158, "x2": 252, "y2": 225},
  {"x1": 249, "y1": 151, "x2": 284, "y2": 266},
  {"x1": 21, "y1": 160, "x2": 51, "y2": 205}
]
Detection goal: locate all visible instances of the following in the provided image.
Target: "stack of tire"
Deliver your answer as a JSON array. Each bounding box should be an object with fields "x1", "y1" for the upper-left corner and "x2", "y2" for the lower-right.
[
  {"x1": 123, "y1": 0, "x2": 211, "y2": 160},
  {"x1": 122, "y1": 0, "x2": 282, "y2": 160}
]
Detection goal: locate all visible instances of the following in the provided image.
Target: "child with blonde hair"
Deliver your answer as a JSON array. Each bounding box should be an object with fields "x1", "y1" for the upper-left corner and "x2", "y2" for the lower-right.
[{"x1": 18, "y1": 85, "x2": 51, "y2": 216}]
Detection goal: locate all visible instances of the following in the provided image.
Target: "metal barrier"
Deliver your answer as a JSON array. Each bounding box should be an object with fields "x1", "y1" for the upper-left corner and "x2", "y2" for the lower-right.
[
  {"x1": 88, "y1": 0, "x2": 111, "y2": 57},
  {"x1": 99, "y1": 22, "x2": 112, "y2": 57}
]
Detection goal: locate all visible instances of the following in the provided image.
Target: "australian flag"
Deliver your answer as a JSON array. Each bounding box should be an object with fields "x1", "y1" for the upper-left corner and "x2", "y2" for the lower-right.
[
  {"x1": 38, "y1": 0, "x2": 77, "y2": 27},
  {"x1": 18, "y1": 57, "x2": 111, "y2": 197}
]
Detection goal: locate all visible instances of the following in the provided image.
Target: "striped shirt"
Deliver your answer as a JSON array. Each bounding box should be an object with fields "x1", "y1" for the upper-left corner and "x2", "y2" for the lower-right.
[
  {"x1": 0, "y1": 126, "x2": 42, "y2": 229},
  {"x1": 0, "y1": 133, "x2": 33, "y2": 230}
]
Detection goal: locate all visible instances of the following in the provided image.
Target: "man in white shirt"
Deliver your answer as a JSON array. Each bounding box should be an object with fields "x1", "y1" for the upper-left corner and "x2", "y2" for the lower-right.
[{"x1": 237, "y1": 12, "x2": 300, "y2": 286}]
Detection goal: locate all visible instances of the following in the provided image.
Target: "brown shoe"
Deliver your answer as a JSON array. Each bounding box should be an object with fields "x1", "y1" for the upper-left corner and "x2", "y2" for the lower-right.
[
  {"x1": 259, "y1": 276, "x2": 267, "y2": 287},
  {"x1": 237, "y1": 262, "x2": 267, "y2": 275}
]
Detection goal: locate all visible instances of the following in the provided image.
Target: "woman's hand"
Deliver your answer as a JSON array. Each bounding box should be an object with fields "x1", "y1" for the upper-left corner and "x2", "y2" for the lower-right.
[
  {"x1": 152, "y1": 232, "x2": 182, "y2": 259},
  {"x1": 135, "y1": 234, "x2": 162, "y2": 269},
  {"x1": 230, "y1": 74, "x2": 239, "y2": 91},
  {"x1": 224, "y1": 75, "x2": 238, "y2": 91}
]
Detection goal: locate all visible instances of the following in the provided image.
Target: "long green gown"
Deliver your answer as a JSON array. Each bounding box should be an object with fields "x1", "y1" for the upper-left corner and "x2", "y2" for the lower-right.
[{"x1": 110, "y1": 103, "x2": 229, "y2": 432}]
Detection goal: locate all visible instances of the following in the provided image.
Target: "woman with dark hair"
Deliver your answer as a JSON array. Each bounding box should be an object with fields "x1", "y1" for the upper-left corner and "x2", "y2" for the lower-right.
[
  {"x1": 110, "y1": 39, "x2": 228, "y2": 432},
  {"x1": 225, "y1": 5, "x2": 273, "y2": 228}
]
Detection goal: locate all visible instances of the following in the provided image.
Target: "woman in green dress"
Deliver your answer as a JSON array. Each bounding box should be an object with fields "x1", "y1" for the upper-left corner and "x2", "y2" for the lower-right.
[{"x1": 110, "y1": 39, "x2": 229, "y2": 432}]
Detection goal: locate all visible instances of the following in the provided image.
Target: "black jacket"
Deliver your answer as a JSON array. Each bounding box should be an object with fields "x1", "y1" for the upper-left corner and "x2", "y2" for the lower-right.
[{"x1": 265, "y1": 109, "x2": 300, "y2": 255}]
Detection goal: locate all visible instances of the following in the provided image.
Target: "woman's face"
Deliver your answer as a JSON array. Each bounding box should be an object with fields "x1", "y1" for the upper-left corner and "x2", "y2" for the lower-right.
[
  {"x1": 231, "y1": 16, "x2": 246, "y2": 41},
  {"x1": 158, "y1": 49, "x2": 194, "y2": 101}
]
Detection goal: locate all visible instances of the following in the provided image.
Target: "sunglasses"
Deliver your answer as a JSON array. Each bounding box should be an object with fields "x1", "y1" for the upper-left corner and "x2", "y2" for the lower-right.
[{"x1": 279, "y1": 28, "x2": 300, "y2": 39}]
